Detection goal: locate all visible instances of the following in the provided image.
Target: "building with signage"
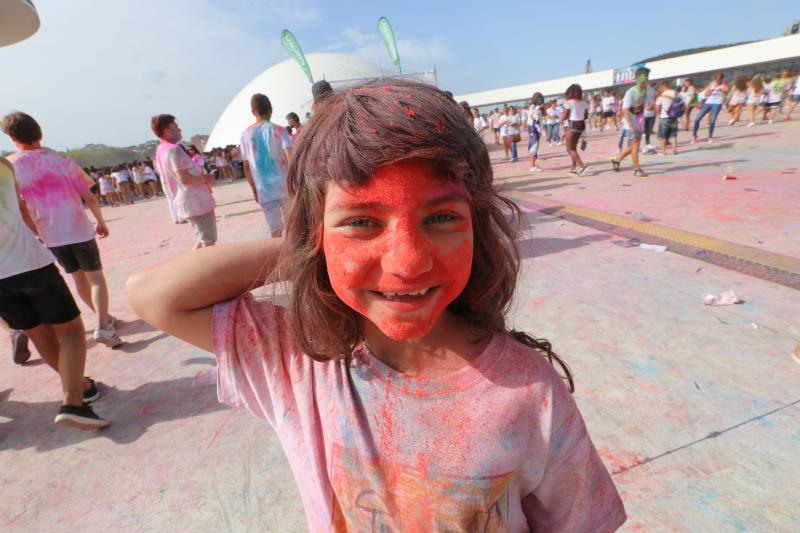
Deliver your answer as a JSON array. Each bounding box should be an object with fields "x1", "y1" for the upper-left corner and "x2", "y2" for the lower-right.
[{"x1": 456, "y1": 32, "x2": 800, "y2": 109}]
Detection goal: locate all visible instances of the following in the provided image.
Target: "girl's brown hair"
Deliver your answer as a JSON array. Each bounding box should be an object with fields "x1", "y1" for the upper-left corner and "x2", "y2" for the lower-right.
[{"x1": 279, "y1": 79, "x2": 574, "y2": 391}]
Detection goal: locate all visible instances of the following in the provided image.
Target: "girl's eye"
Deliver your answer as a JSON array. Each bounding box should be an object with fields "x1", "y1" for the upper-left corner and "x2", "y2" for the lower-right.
[
  {"x1": 425, "y1": 213, "x2": 458, "y2": 225},
  {"x1": 343, "y1": 217, "x2": 378, "y2": 228}
]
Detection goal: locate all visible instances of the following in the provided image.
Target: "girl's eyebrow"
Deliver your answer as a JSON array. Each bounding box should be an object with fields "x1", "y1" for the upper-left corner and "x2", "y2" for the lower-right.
[{"x1": 328, "y1": 191, "x2": 469, "y2": 212}]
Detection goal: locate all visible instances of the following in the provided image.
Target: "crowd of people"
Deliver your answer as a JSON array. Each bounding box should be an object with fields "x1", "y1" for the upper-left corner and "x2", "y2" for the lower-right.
[{"x1": 474, "y1": 68, "x2": 800, "y2": 177}]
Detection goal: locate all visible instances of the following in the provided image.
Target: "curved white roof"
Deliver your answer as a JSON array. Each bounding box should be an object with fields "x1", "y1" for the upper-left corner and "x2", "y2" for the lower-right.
[
  {"x1": 0, "y1": 0, "x2": 40, "y2": 47},
  {"x1": 205, "y1": 53, "x2": 385, "y2": 149}
]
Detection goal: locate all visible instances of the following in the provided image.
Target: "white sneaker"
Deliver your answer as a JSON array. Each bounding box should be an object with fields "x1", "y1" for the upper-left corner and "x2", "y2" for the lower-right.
[
  {"x1": 728, "y1": 119, "x2": 735, "y2": 126},
  {"x1": 707, "y1": 138, "x2": 713, "y2": 144},
  {"x1": 94, "y1": 327, "x2": 122, "y2": 348},
  {"x1": 747, "y1": 122, "x2": 755, "y2": 127},
  {"x1": 689, "y1": 138, "x2": 697, "y2": 145},
  {"x1": 768, "y1": 119, "x2": 774, "y2": 125},
  {"x1": 556, "y1": 141, "x2": 563, "y2": 146},
  {"x1": 529, "y1": 166, "x2": 542, "y2": 172}
]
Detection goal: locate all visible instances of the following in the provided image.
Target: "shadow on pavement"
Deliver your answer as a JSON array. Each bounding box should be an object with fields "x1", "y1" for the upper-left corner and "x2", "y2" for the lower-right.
[
  {"x1": 0, "y1": 376, "x2": 227, "y2": 452},
  {"x1": 654, "y1": 158, "x2": 749, "y2": 175},
  {"x1": 114, "y1": 332, "x2": 169, "y2": 353},
  {"x1": 518, "y1": 233, "x2": 613, "y2": 259}
]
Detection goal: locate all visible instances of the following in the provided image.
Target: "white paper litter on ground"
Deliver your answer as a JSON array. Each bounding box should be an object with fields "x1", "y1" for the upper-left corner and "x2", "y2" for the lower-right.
[
  {"x1": 703, "y1": 290, "x2": 743, "y2": 306},
  {"x1": 640, "y1": 243, "x2": 667, "y2": 252}
]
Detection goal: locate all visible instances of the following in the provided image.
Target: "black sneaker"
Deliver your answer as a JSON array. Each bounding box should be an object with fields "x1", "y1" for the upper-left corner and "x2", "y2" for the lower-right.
[
  {"x1": 11, "y1": 330, "x2": 31, "y2": 365},
  {"x1": 83, "y1": 377, "x2": 100, "y2": 403},
  {"x1": 54, "y1": 403, "x2": 110, "y2": 430}
]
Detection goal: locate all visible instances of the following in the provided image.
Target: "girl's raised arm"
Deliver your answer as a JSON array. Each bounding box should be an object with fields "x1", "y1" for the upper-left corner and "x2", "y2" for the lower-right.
[{"x1": 126, "y1": 239, "x2": 283, "y2": 352}]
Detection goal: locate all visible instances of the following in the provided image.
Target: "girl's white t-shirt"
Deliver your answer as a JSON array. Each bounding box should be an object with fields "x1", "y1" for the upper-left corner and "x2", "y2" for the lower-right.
[
  {"x1": 705, "y1": 83, "x2": 725, "y2": 105},
  {"x1": 508, "y1": 113, "x2": 521, "y2": 135},
  {"x1": 498, "y1": 114, "x2": 510, "y2": 137},
  {"x1": 566, "y1": 99, "x2": 588, "y2": 121},
  {"x1": 545, "y1": 107, "x2": 558, "y2": 124},
  {"x1": 212, "y1": 294, "x2": 627, "y2": 533},
  {"x1": 601, "y1": 96, "x2": 615, "y2": 112},
  {"x1": 527, "y1": 104, "x2": 542, "y2": 126}
]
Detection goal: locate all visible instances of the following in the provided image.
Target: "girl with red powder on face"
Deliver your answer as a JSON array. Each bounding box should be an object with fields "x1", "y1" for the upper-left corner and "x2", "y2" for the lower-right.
[{"x1": 127, "y1": 81, "x2": 625, "y2": 532}]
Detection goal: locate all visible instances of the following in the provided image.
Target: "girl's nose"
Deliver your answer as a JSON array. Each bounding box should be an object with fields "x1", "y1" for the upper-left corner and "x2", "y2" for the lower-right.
[{"x1": 380, "y1": 222, "x2": 433, "y2": 279}]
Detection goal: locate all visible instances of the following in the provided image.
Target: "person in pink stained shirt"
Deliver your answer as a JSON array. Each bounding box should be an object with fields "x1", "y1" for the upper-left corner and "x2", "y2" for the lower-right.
[
  {"x1": 0, "y1": 156, "x2": 109, "y2": 429},
  {"x1": 151, "y1": 114, "x2": 216, "y2": 249},
  {"x1": 128, "y1": 81, "x2": 625, "y2": 532},
  {"x1": 2, "y1": 112, "x2": 122, "y2": 348}
]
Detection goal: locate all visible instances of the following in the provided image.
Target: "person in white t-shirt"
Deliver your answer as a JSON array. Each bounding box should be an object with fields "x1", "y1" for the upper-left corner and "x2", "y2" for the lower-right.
[
  {"x1": 785, "y1": 71, "x2": 800, "y2": 120},
  {"x1": 655, "y1": 81, "x2": 681, "y2": 155},
  {"x1": 98, "y1": 170, "x2": 118, "y2": 207},
  {"x1": 692, "y1": 72, "x2": 727, "y2": 144},
  {"x1": 0, "y1": 156, "x2": 109, "y2": 429},
  {"x1": 214, "y1": 150, "x2": 233, "y2": 182},
  {"x1": 527, "y1": 92, "x2": 544, "y2": 172},
  {"x1": 498, "y1": 108, "x2": 511, "y2": 159},
  {"x1": 764, "y1": 71, "x2": 789, "y2": 124},
  {"x1": 1, "y1": 112, "x2": 122, "y2": 347},
  {"x1": 611, "y1": 67, "x2": 655, "y2": 177},
  {"x1": 545, "y1": 101, "x2": 559, "y2": 145},
  {"x1": 680, "y1": 79, "x2": 697, "y2": 131},
  {"x1": 131, "y1": 162, "x2": 150, "y2": 199},
  {"x1": 600, "y1": 90, "x2": 618, "y2": 131},
  {"x1": 488, "y1": 108, "x2": 501, "y2": 144},
  {"x1": 153, "y1": 114, "x2": 217, "y2": 249},
  {"x1": 471, "y1": 107, "x2": 488, "y2": 139},
  {"x1": 111, "y1": 165, "x2": 134, "y2": 205},
  {"x1": 560, "y1": 84, "x2": 589, "y2": 175},
  {"x1": 240, "y1": 93, "x2": 294, "y2": 238},
  {"x1": 726, "y1": 76, "x2": 748, "y2": 126},
  {"x1": 140, "y1": 160, "x2": 162, "y2": 198},
  {"x1": 506, "y1": 106, "x2": 521, "y2": 162}
]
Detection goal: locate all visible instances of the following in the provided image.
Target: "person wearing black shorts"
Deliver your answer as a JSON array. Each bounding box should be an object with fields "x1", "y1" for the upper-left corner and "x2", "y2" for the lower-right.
[
  {"x1": 0, "y1": 155, "x2": 108, "y2": 430},
  {"x1": 2, "y1": 111, "x2": 122, "y2": 348}
]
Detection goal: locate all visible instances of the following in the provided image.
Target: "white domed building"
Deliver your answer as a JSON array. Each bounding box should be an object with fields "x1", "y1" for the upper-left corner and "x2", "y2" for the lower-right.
[{"x1": 205, "y1": 53, "x2": 386, "y2": 150}]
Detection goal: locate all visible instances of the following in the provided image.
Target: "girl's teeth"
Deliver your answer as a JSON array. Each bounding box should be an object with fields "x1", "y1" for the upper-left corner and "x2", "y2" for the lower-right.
[{"x1": 381, "y1": 288, "x2": 430, "y2": 298}]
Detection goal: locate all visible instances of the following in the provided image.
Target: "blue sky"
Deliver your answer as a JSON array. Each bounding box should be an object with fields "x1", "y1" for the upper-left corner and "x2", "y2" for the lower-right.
[{"x1": 0, "y1": 0, "x2": 795, "y2": 150}]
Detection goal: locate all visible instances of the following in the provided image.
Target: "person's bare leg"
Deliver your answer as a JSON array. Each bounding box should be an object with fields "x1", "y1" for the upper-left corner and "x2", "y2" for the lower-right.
[
  {"x1": 52, "y1": 318, "x2": 87, "y2": 406},
  {"x1": 631, "y1": 138, "x2": 641, "y2": 170},
  {"x1": 83, "y1": 270, "x2": 110, "y2": 328},
  {"x1": 672, "y1": 136, "x2": 678, "y2": 155},
  {"x1": 660, "y1": 138, "x2": 668, "y2": 155},
  {"x1": 24, "y1": 322, "x2": 60, "y2": 372},
  {"x1": 26, "y1": 319, "x2": 86, "y2": 406},
  {"x1": 70, "y1": 270, "x2": 95, "y2": 312}
]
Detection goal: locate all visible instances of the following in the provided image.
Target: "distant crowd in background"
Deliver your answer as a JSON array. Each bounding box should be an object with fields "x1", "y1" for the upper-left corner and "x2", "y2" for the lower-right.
[{"x1": 467, "y1": 68, "x2": 800, "y2": 177}]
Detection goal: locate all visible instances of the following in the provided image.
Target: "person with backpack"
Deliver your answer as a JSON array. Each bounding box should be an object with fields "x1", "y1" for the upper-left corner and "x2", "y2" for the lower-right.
[{"x1": 656, "y1": 81, "x2": 683, "y2": 155}]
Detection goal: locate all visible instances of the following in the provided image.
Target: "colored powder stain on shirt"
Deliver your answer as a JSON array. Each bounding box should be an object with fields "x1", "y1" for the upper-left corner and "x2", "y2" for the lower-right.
[
  {"x1": 212, "y1": 294, "x2": 626, "y2": 531},
  {"x1": 8, "y1": 150, "x2": 95, "y2": 247}
]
